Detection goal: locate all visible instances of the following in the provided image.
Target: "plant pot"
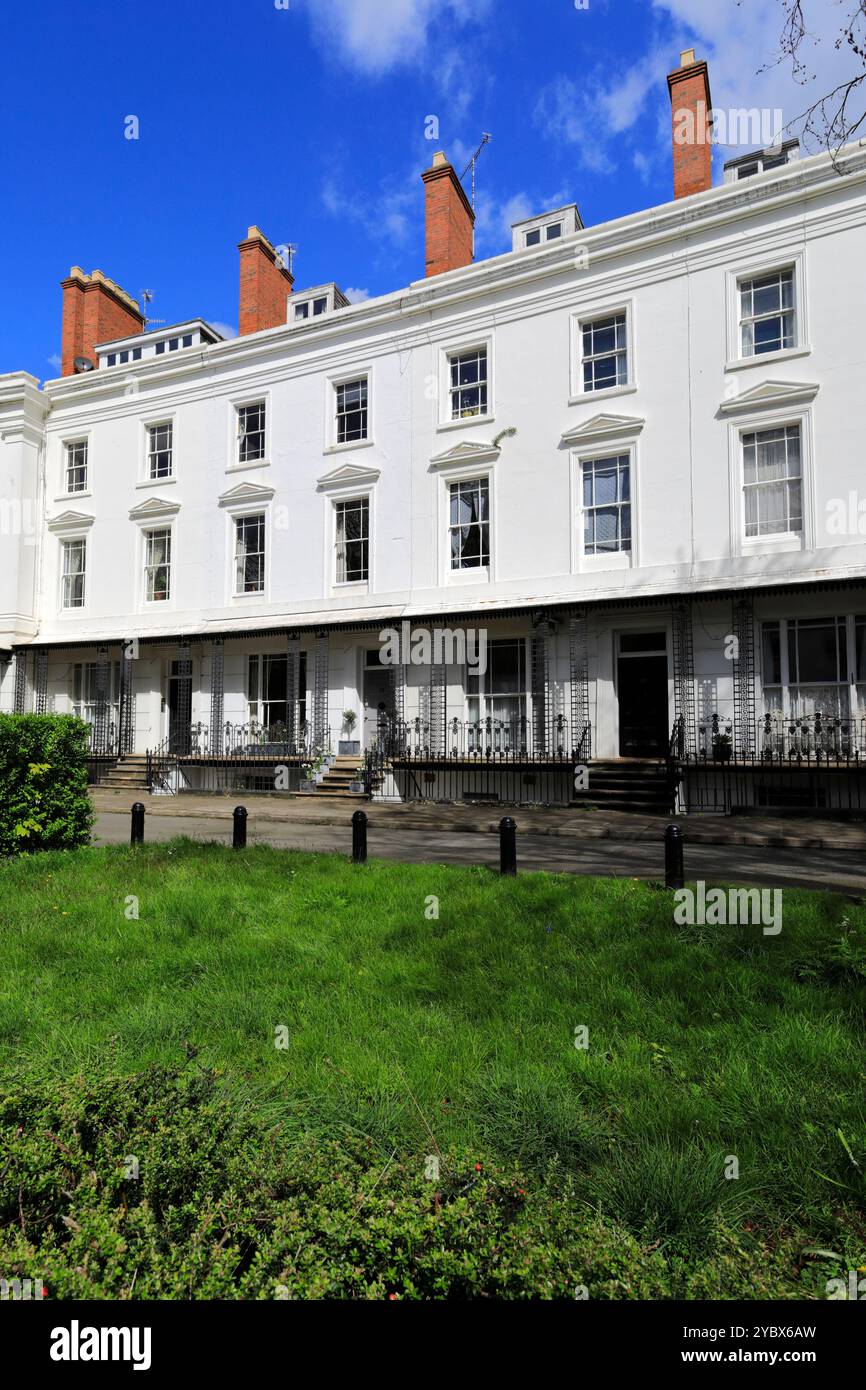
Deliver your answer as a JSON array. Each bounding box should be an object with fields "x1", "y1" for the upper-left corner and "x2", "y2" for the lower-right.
[
  {"x1": 348, "y1": 781, "x2": 365, "y2": 793},
  {"x1": 339, "y1": 740, "x2": 360, "y2": 755},
  {"x1": 299, "y1": 780, "x2": 316, "y2": 792}
]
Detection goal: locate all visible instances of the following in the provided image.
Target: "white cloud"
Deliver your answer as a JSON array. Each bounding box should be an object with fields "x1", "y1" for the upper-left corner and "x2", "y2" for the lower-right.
[
  {"x1": 302, "y1": 0, "x2": 493, "y2": 76},
  {"x1": 344, "y1": 287, "x2": 370, "y2": 303},
  {"x1": 534, "y1": 0, "x2": 863, "y2": 181},
  {"x1": 474, "y1": 187, "x2": 570, "y2": 257},
  {"x1": 651, "y1": 0, "x2": 863, "y2": 152},
  {"x1": 47, "y1": 353, "x2": 61, "y2": 371},
  {"x1": 321, "y1": 167, "x2": 418, "y2": 250},
  {"x1": 209, "y1": 321, "x2": 238, "y2": 339}
]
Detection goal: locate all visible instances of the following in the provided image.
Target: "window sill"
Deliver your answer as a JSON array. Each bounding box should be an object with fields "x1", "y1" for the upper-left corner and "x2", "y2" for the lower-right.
[
  {"x1": 136, "y1": 476, "x2": 176, "y2": 490},
  {"x1": 332, "y1": 581, "x2": 369, "y2": 597},
  {"x1": 437, "y1": 414, "x2": 495, "y2": 434},
  {"x1": 323, "y1": 439, "x2": 374, "y2": 456},
  {"x1": 231, "y1": 590, "x2": 267, "y2": 601},
  {"x1": 741, "y1": 533, "x2": 803, "y2": 557},
  {"x1": 568, "y1": 383, "x2": 637, "y2": 406},
  {"x1": 725, "y1": 345, "x2": 812, "y2": 373},
  {"x1": 227, "y1": 459, "x2": 270, "y2": 474},
  {"x1": 580, "y1": 550, "x2": 632, "y2": 571},
  {"x1": 448, "y1": 566, "x2": 490, "y2": 584},
  {"x1": 54, "y1": 491, "x2": 92, "y2": 503}
]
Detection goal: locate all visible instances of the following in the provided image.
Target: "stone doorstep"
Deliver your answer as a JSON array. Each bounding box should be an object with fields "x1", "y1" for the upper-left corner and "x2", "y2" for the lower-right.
[{"x1": 87, "y1": 789, "x2": 866, "y2": 851}]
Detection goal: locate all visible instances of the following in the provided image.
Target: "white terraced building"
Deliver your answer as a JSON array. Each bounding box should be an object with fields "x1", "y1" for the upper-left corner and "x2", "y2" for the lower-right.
[{"x1": 2, "y1": 50, "x2": 866, "y2": 813}]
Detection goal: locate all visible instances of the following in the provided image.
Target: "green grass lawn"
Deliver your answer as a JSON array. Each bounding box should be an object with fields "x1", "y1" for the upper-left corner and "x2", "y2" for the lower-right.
[{"x1": 1, "y1": 839, "x2": 865, "y2": 1299}]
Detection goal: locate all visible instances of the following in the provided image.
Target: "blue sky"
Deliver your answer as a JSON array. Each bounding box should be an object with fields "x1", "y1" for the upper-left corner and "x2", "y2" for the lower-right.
[{"x1": 0, "y1": 0, "x2": 854, "y2": 380}]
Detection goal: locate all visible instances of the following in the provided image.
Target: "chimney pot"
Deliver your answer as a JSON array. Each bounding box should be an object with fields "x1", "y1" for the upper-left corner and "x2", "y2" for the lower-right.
[{"x1": 680, "y1": 48, "x2": 696, "y2": 67}]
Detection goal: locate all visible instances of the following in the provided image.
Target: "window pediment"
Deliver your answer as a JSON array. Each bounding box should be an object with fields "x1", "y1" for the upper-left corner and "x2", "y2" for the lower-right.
[
  {"x1": 719, "y1": 379, "x2": 819, "y2": 415},
  {"x1": 317, "y1": 461, "x2": 380, "y2": 492},
  {"x1": 429, "y1": 440, "x2": 500, "y2": 471},
  {"x1": 47, "y1": 509, "x2": 95, "y2": 535},
  {"x1": 128, "y1": 495, "x2": 181, "y2": 523},
  {"x1": 218, "y1": 480, "x2": 275, "y2": 509},
  {"x1": 561, "y1": 413, "x2": 645, "y2": 447}
]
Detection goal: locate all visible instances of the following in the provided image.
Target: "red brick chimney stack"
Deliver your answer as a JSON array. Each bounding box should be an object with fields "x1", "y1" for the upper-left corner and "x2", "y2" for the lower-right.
[
  {"x1": 421, "y1": 151, "x2": 475, "y2": 278},
  {"x1": 60, "y1": 268, "x2": 144, "y2": 376},
  {"x1": 667, "y1": 49, "x2": 713, "y2": 199},
  {"x1": 238, "y1": 226, "x2": 294, "y2": 335}
]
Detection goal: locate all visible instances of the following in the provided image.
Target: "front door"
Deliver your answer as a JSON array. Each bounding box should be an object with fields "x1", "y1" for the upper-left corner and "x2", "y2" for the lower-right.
[
  {"x1": 166, "y1": 660, "x2": 191, "y2": 754},
  {"x1": 616, "y1": 632, "x2": 669, "y2": 757},
  {"x1": 363, "y1": 662, "x2": 391, "y2": 749}
]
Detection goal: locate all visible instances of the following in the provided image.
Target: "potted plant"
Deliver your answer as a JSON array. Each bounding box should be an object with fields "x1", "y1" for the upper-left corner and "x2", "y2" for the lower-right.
[
  {"x1": 712, "y1": 724, "x2": 733, "y2": 762},
  {"x1": 299, "y1": 762, "x2": 317, "y2": 792},
  {"x1": 338, "y1": 708, "x2": 360, "y2": 756}
]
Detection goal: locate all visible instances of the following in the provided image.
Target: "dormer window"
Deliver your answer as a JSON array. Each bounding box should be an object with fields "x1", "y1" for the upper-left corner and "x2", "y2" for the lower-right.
[
  {"x1": 313, "y1": 296, "x2": 327, "y2": 316},
  {"x1": 724, "y1": 139, "x2": 800, "y2": 183},
  {"x1": 525, "y1": 221, "x2": 563, "y2": 247},
  {"x1": 512, "y1": 204, "x2": 582, "y2": 254},
  {"x1": 294, "y1": 302, "x2": 309, "y2": 321}
]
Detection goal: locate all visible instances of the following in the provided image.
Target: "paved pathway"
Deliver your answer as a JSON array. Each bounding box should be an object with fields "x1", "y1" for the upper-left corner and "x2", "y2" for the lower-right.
[
  {"x1": 90, "y1": 788, "x2": 866, "y2": 851},
  {"x1": 92, "y1": 805, "x2": 866, "y2": 893}
]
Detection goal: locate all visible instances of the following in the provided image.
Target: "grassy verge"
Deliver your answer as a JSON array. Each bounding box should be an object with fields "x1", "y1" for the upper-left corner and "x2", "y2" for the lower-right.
[{"x1": 1, "y1": 839, "x2": 865, "y2": 1298}]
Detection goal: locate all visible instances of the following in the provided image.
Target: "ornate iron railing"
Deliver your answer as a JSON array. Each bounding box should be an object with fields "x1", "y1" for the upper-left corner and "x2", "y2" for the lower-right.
[{"x1": 675, "y1": 712, "x2": 866, "y2": 765}]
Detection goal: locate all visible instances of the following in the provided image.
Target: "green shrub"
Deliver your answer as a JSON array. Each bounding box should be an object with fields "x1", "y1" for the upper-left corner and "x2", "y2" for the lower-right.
[
  {"x1": 0, "y1": 1067, "x2": 843, "y2": 1299},
  {"x1": 0, "y1": 714, "x2": 93, "y2": 856}
]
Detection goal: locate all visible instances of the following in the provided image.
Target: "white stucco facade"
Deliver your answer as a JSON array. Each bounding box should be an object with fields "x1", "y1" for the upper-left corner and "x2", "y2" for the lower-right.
[{"x1": 2, "y1": 138, "x2": 866, "y2": 791}]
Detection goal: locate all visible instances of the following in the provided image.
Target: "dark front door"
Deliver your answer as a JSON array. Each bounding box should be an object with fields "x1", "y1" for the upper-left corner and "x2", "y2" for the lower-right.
[{"x1": 617, "y1": 641, "x2": 669, "y2": 757}]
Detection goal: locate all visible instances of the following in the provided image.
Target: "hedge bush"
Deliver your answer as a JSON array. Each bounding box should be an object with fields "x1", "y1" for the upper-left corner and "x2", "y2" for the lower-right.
[
  {"x1": 0, "y1": 1067, "x2": 840, "y2": 1299},
  {"x1": 0, "y1": 714, "x2": 93, "y2": 856}
]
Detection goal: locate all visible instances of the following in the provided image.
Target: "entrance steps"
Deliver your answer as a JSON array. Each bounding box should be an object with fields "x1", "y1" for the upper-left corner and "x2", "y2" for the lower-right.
[
  {"x1": 574, "y1": 758, "x2": 673, "y2": 814},
  {"x1": 96, "y1": 754, "x2": 150, "y2": 791},
  {"x1": 303, "y1": 755, "x2": 369, "y2": 801}
]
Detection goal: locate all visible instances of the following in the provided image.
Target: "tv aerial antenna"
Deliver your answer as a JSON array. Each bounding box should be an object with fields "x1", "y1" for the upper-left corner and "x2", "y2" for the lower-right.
[
  {"x1": 280, "y1": 244, "x2": 299, "y2": 276},
  {"x1": 141, "y1": 289, "x2": 165, "y2": 328},
  {"x1": 461, "y1": 133, "x2": 492, "y2": 213}
]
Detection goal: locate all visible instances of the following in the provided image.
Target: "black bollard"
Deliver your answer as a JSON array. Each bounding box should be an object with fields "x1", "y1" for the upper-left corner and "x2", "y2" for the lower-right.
[
  {"x1": 352, "y1": 809, "x2": 368, "y2": 864},
  {"x1": 233, "y1": 805, "x2": 248, "y2": 849},
  {"x1": 130, "y1": 802, "x2": 145, "y2": 846},
  {"x1": 664, "y1": 822, "x2": 684, "y2": 890},
  {"x1": 499, "y1": 816, "x2": 517, "y2": 876}
]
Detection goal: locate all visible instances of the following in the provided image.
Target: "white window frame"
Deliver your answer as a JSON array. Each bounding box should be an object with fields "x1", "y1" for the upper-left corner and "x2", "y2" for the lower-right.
[
  {"x1": 724, "y1": 249, "x2": 810, "y2": 372},
  {"x1": 737, "y1": 266, "x2": 796, "y2": 360},
  {"x1": 571, "y1": 439, "x2": 639, "y2": 572},
  {"x1": 233, "y1": 511, "x2": 267, "y2": 597},
  {"x1": 333, "y1": 494, "x2": 370, "y2": 587},
  {"x1": 143, "y1": 418, "x2": 175, "y2": 483},
  {"x1": 570, "y1": 300, "x2": 635, "y2": 402},
  {"x1": 325, "y1": 367, "x2": 373, "y2": 452},
  {"x1": 228, "y1": 392, "x2": 271, "y2": 471},
  {"x1": 143, "y1": 526, "x2": 173, "y2": 604},
  {"x1": 60, "y1": 536, "x2": 87, "y2": 610},
  {"x1": 437, "y1": 334, "x2": 494, "y2": 431},
  {"x1": 727, "y1": 403, "x2": 815, "y2": 557},
  {"x1": 58, "y1": 434, "x2": 91, "y2": 499}
]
